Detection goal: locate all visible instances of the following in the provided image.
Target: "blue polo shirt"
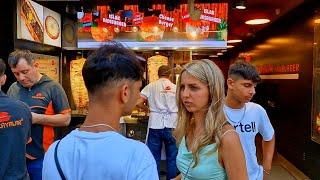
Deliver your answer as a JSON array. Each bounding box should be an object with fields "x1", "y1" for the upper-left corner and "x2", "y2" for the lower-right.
[
  {"x1": 0, "y1": 91, "x2": 32, "y2": 179},
  {"x1": 7, "y1": 75, "x2": 71, "y2": 160}
]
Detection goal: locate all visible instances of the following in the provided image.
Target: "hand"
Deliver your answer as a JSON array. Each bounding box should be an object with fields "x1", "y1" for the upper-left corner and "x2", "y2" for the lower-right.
[{"x1": 31, "y1": 112, "x2": 44, "y2": 124}]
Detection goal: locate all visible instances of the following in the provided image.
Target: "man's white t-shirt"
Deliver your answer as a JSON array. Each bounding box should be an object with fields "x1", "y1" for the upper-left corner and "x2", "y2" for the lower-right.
[
  {"x1": 224, "y1": 102, "x2": 274, "y2": 180},
  {"x1": 141, "y1": 78, "x2": 178, "y2": 129},
  {"x1": 42, "y1": 129, "x2": 158, "y2": 180}
]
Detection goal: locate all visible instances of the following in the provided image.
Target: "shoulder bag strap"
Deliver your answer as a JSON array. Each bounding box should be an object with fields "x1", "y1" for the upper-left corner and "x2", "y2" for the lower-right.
[{"x1": 54, "y1": 140, "x2": 67, "y2": 180}]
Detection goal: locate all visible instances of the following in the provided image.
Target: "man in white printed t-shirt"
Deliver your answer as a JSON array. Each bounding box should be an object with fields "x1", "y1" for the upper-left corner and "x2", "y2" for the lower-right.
[
  {"x1": 138, "y1": 65, "x2": 178, "y2": 179},
  {"x1": 224, "y1": 61, "x2": 275, "y2": 180}
]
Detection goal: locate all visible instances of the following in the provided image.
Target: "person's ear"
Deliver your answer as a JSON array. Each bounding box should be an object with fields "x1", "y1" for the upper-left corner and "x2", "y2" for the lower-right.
[
  {"x1": 227, "y1": 77, "x2": 234, "y2": 89},
  {"x1": 119, "y1": 83, "x2": 131, "y2": 104},
  {"x1": 0, "y1": 74, "x2": 7, "y2": 86}
]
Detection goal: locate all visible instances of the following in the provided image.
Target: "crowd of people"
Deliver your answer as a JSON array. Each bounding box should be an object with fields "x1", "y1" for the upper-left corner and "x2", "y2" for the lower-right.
[{"x1": 0, "y1": 43, "x2": 275, "y2": 180}]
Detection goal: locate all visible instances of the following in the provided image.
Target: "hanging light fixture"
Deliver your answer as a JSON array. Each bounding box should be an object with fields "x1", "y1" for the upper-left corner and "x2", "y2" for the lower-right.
[
  {"x1": 244, "y1": 10, "x2": 271, "y2": 25},
  {"x1": 235, "y1": 0, "x2": 246, "y2": 10},
  {"x1": 227, "y1": 39, "x2": 242, "y2": 43},
  {"x1": 245, "y1": 19, "x2": 270, "y2": 25}
]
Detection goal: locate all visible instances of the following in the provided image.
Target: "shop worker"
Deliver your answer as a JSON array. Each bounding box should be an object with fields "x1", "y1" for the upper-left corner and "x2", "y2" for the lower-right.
[
  {"x1": 138, "y1": 65, "x2": 178, "y2": 179},
  {"x1": 7, "y1": 50, "x2": 71, "y2": 180},
  {"x1": 0, "y1": 58, "x2": 32, "y2": 179},
  {"x1": 42, "y1": 43, "x2": 158, "y2": 180},
  {"x1": 224, "y1": 61, "x2": 275, "y2": 180}
]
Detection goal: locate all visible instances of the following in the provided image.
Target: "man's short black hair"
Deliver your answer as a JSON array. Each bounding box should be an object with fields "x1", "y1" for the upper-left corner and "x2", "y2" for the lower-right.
[
  {"x1": 82, "y1": 43, "x2": 143, "y2": 94},
  {"x1": 228, "y1": 60, "x2": 261, "y2": 83},
  {"x1": 8, "y1": 49, "x2": 34, "y2": 68},
  {"x1": 0, "y1": 58, "x2": 6, "y2": 76}
]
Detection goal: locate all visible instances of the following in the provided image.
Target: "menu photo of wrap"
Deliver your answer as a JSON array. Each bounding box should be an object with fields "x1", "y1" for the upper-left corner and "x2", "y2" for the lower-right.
[
  {"x1": 17, "y1": 0, "x2": 62, "y2": 47},
  {"x1": 17, "y1": 0, "x2": 44, "y2": 43}
]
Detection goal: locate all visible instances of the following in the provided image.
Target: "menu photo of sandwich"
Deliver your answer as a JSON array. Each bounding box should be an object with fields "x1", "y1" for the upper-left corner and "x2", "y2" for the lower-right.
[{"x1": 18, "y1": 0, "x2": 44, "y2": 43}]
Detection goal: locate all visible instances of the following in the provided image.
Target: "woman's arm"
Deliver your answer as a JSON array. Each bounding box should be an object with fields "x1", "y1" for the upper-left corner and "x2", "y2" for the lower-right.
[{"x1": 220, "y1": 125, "x2": 248, "y2": 180}]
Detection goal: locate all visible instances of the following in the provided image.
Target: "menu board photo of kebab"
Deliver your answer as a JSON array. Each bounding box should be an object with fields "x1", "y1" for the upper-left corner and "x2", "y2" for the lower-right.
[{"x1": 18, "y1": 0, "x2": 44, "y2": 43}]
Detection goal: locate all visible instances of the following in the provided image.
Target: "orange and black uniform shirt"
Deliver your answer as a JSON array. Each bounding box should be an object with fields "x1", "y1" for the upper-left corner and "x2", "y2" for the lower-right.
[
  {"x1": 7, "y1": 75, "x2": 71, "y2": 160},
  {"x1": 0, "y1": 91, "x2": 32, "y2": 179}
]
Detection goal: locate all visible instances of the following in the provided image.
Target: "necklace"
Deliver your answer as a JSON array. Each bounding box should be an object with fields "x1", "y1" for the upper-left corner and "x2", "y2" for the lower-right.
[
  {"x1": 81, "y1": 123, "x2": 117, "y2": 132},
  {"x1": 224, "y1": 104, "x2": 246, "y2": 124}
]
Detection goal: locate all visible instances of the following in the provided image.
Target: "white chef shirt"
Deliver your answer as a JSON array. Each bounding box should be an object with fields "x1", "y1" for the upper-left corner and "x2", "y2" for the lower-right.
[{"x1": 141, "y1": 78, "x2": 178, "y2": 129}]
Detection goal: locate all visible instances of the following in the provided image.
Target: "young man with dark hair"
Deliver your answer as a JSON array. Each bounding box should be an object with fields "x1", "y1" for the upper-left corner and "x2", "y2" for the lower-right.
[
  {"x1": 138, "y1": 65, "x2": 178, "y2": 179},
  {"x1": 42, "y1": 43, "x2": 158, "y2": 179},
  {"x1": 224, "y1": 61, "x2": 275, "y2": 180},
  {"x1": 7, "y1": 49, "x2": 71, "y2": 180},
  {"x1": 0, "y1": 58, "x2": 32, "y2": 179}
]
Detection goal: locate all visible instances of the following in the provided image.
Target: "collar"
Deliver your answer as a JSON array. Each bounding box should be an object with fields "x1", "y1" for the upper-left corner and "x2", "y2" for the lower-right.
[{"x1": 17, "y1": 74, "x2": 52, "y2": 89}]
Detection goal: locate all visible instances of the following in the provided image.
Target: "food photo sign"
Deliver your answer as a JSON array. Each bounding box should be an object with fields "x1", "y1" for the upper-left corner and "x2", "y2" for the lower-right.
[
  {"x1": 77, "y1": 3, "x2": 228, "y2": 49},
  {"x1": 17, "y1": 0, "x2": 44, "y2": 43},
  {"x1": 33, "y1": 53, "x2": 60, "y2": 83},
  {"x1": 17, "y1": 0, "x2": 61, "y2": 47},
  {"x1": 43, "y1": 7, "x2": 61, "y2": 47}
]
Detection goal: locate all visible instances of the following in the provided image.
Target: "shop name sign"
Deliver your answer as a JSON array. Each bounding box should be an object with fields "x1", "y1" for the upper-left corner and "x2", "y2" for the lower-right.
[
  {"x1": 103, "y1": 14, "x2": 126, "y2": 27},
  {"x1": 159, "y1": 14, "x2": 174, "y2": 27},
  {"x1": 256, "y1": 63, "x2": 300, "y2": 74}
]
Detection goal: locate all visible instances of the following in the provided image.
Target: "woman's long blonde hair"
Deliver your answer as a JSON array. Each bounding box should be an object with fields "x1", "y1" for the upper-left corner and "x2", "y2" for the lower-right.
[{"x1": 174, "y1": 59, "x2": 227, "y2": 167}]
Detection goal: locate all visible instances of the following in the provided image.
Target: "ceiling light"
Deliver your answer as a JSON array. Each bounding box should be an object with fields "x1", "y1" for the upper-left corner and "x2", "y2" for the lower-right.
[
  {"x1": 153, "y1": 26, "x2": 159, "y2": 32},
  {"x1": 132, "y1": 26, "x2": 138, "y2": 32},
  {"x1": 217, "y1": 52, "x2": 223, "y2": 56},
  {"x1": 315, "y1": 19, "x2": 320, "y2": 24},
  {"x1": 235, "y1": 0, "x2": 246, "y2": 10},
  {"x1": 153, "y1": 47, "x2": 160, "y2": 50},
  {"x1": 256, "y1": 44, "x2": 273, "y2": 49},
  {"x1": 173, "y1": 26, "x2": 179, "y2": 33},
  {"x1": 227, "y1": 39, "x2": 242, "y2": 43},
  {"x1": 227, "y1": 45, "x2": 234, "y2": 48},
  {"x1": 190, "y1": 31, "x2": 197, "y2": 38},
  {"x1": 209, "y1": 55, "x2": 218, "y2": 58},
  {"x1": 114, "y1": 27, "x2": 120, "y2": 33},
  {"x1": 221, "y1": 50, "x2": 227, "y2": 52},
  {"x1": 245, "y1": 19, "x2": 270, "y2": 25},
  {"x1": 132, "y1": 47, "x2": 139, "y2": 50}
]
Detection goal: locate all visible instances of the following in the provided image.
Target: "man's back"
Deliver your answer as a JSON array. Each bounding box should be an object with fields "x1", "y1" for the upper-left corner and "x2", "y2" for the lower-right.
[
  {"x1": 0, "y1": 91, "x2": 32, "y2": 179},
  {"x1": 142, "y1": 78, "x2": 177, "y2": 111},
  {"x1": 43, "y1": 129, "x2": 158, "y2": 180},
  {"x1": 141, "y1": 78, "x2": 178, "y2": 129}
]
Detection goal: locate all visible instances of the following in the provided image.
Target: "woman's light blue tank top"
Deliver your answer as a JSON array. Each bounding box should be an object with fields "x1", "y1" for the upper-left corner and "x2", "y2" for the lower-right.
[{"x1": 176, "y1": 137, "x2": 227, "y2": 180}]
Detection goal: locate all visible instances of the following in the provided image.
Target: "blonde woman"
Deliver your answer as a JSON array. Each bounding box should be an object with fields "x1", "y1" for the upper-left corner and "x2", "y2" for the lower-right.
[{"x1": 174, "y1": 60, "x2": 247, "y2": 180}]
